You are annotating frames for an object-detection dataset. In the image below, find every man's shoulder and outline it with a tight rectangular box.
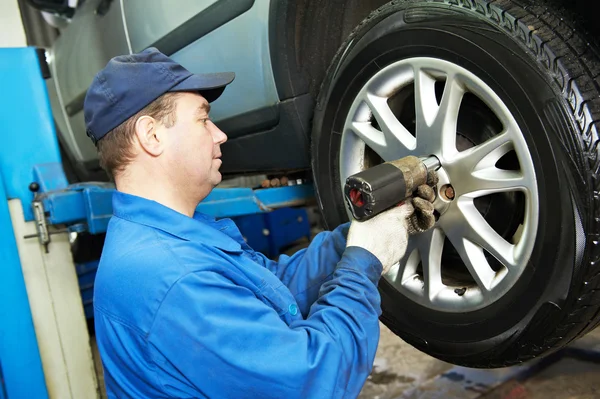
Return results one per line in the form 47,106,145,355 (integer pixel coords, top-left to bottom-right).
94,216,227,333
100,215,224,265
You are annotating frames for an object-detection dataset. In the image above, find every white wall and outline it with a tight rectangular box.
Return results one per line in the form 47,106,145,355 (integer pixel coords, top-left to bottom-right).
0,0,27,47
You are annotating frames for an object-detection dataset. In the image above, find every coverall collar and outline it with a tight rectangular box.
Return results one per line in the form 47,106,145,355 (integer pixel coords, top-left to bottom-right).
111,190,242,253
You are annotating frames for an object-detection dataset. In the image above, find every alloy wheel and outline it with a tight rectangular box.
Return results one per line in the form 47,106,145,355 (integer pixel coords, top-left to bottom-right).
340,58,539,312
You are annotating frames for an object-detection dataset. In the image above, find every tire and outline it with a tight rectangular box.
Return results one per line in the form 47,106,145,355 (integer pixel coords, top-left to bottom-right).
311,0,600,367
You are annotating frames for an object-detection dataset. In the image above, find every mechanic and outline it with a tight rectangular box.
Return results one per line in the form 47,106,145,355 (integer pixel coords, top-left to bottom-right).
85,47,436,399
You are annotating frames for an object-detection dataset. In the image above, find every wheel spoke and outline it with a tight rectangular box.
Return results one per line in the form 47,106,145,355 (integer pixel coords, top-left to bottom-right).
454,238,496,291
436,74,466,157
440,202,515,290
385,235,419,283
462,168,525,197
350,122,397,161
414,69,439,133
415,70,466,157
457,199,516,268
454,132,513,172
417,228,445,300
365,93,417,153
449,131,526,196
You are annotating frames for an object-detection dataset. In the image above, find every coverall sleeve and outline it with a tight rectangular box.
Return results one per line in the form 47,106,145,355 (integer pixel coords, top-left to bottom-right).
148,247,382,399
252,222,351,317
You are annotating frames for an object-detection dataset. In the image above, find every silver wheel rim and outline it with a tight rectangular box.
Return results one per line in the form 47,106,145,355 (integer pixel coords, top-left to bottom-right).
339,57,539,312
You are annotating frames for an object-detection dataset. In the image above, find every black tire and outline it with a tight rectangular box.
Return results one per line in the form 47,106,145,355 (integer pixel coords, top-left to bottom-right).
311,0,600,367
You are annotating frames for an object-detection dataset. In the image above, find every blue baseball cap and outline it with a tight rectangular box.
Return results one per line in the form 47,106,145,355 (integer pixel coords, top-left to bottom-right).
83,47,235,144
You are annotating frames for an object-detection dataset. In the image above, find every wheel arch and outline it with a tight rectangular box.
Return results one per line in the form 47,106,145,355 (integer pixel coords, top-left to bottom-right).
268,0,391,102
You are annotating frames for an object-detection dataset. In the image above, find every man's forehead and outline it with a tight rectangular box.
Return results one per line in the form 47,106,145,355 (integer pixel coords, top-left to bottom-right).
178,91,210,109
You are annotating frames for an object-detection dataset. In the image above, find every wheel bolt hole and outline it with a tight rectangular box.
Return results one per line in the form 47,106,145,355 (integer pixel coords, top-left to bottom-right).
440,184,455,201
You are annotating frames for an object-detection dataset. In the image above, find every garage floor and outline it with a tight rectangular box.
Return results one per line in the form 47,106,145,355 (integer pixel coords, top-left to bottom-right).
91,321,600,398
357,323,600,399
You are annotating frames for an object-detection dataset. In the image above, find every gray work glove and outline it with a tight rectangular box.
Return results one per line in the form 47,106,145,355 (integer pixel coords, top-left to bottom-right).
404,169,439,234
346,181,437,274
404,184,436,235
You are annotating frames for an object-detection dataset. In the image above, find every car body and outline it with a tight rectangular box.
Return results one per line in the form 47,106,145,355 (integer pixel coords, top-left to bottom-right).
38,0,399,181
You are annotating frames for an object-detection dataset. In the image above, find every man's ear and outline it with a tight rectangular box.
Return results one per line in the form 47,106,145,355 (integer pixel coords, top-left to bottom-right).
134,116,164,157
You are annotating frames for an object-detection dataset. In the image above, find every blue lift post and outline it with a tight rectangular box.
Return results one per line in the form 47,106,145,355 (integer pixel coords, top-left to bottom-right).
0,48,55,399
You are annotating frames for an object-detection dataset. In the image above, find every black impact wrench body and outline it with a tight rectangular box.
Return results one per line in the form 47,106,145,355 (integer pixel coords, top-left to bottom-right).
344,156,441,221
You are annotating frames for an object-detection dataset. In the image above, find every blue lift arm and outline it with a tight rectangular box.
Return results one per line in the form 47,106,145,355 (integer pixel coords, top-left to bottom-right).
31,167,315,240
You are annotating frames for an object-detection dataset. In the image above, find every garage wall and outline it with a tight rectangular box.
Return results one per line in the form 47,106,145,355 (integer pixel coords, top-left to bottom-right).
0,0,26,47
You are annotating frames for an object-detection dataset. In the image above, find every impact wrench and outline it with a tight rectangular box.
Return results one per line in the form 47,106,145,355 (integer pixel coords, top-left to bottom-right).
344,155,441,222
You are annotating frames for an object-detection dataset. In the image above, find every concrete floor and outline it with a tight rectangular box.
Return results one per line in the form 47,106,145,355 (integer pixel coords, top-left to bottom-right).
357,322,453,398
358,323,600,399
91,321,600,399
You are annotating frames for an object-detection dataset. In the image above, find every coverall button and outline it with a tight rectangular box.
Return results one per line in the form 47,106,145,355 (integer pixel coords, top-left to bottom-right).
288,304,298,316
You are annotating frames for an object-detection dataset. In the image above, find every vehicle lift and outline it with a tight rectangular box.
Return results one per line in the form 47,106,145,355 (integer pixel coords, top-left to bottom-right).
0,47,314,399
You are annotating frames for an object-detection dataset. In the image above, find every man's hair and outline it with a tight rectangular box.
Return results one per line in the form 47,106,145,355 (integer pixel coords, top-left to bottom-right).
97,92,182,179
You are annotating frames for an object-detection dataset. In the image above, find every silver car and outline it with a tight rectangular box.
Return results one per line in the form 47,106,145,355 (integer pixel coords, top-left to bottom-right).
28,0,600,368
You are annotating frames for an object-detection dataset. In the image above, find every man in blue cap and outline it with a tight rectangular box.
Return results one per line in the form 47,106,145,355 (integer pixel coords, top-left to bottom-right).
85,47,436,398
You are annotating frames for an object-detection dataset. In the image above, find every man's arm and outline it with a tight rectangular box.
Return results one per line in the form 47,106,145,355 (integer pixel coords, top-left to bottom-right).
249,222,351,317
148,247,382,399
252,182,438,316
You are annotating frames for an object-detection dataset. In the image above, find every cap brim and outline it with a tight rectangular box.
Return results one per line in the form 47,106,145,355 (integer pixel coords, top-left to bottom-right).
169,72,235,102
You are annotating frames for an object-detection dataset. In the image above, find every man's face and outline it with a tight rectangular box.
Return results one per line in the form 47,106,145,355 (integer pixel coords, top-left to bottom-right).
163,92,227,193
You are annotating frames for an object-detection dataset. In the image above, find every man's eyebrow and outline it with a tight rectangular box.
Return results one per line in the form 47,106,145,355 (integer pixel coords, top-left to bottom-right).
196,102,211,116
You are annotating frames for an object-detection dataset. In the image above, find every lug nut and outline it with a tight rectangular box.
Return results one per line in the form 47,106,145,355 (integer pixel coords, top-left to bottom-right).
440,184,455,201
445,186,455,200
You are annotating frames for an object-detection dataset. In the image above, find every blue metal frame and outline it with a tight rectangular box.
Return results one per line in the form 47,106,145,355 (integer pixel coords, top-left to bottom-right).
198,185,314,218
0,48,63,222
0,178,48,399
38,181,315,235
0,47,54,399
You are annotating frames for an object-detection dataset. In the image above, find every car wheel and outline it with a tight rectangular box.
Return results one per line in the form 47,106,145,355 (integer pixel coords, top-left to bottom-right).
311,0,600,367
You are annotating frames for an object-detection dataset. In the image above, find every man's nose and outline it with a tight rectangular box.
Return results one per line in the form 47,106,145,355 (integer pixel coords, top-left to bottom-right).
212,123,227,145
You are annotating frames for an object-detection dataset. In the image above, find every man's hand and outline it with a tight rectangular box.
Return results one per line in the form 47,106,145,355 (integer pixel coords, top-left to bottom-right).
346,183,437,274
404,184,436,235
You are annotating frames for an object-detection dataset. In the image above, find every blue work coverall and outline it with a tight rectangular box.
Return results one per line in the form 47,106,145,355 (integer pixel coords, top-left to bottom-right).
94,191,384,398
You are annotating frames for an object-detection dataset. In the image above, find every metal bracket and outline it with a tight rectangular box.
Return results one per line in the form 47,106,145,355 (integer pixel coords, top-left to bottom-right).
30,201,49,250
23,200,69,253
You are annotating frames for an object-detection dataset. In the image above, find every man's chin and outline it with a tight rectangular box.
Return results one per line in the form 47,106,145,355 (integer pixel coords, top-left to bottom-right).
211,171,222,186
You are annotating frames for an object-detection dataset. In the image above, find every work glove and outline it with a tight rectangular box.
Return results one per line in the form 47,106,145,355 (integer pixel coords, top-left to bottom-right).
404,184,436,235
346,179,437,274
404,169,439,234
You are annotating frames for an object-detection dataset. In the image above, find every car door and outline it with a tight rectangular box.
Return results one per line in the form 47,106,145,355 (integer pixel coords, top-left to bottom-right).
47,0,130,169
121,0,279,137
